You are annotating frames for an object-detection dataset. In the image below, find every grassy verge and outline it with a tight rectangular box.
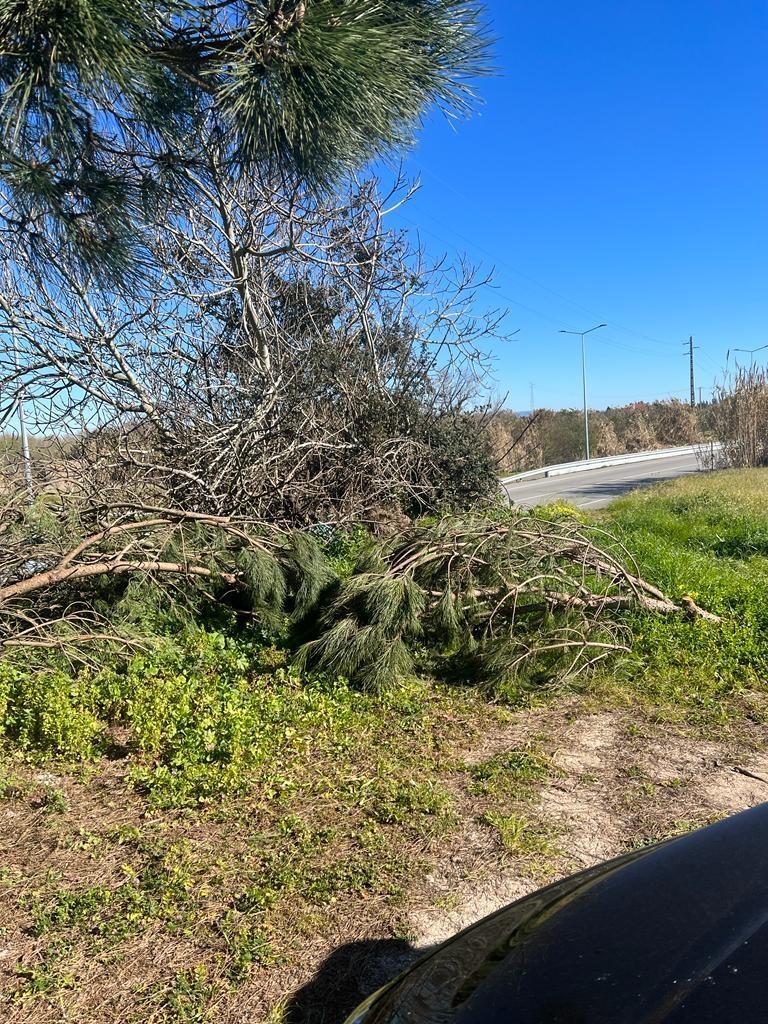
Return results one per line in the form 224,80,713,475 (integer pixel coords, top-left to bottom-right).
1,470,767,1021
588,468,768,730
0,632,506,1021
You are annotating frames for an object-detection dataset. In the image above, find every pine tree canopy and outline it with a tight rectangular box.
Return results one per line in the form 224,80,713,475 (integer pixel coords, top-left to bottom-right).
0,1,490,274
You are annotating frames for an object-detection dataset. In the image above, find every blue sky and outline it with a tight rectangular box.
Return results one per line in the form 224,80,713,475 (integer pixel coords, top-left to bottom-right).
384,1,768,411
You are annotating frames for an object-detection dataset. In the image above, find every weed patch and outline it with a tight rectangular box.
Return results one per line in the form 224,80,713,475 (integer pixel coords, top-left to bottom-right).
482,811,558,861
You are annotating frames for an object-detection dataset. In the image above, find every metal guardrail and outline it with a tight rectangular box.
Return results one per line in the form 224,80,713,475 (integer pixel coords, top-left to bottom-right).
500,443,723,486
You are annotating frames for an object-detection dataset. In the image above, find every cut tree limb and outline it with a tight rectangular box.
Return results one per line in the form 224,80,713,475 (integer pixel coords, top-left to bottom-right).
0,560,236,604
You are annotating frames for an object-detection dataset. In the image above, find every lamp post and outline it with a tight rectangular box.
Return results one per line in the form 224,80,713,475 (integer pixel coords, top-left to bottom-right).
732,344,768,366
558,324,607,461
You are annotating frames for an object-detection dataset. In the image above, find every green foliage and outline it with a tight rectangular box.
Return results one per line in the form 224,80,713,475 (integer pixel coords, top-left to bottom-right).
321,525,374,579
532,499,588,524
300,510,640,691
0,0,490,271
224,0,491,180
298,571,425,691
118,633,355,804
408,412,501,515
482,811,556,858
0,661,102,758
147,967,219,1024
468,747,551,798
30,838,198,941
236,548,288,629
13,954,76,1002
39,784,70,814
281,531,336,617
364,777,455,833
8,476,766,784
595,472,768,725
0,628,445,805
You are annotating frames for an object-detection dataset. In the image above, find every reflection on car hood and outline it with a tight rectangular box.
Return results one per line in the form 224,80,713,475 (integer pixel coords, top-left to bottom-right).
350,803,768,1023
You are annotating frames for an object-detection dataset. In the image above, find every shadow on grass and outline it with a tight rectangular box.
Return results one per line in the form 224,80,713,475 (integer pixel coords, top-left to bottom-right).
285,937,417,1024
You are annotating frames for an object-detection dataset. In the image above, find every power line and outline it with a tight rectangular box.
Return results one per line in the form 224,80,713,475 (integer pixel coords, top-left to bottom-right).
402,217,581,331
405,217,683,359
410,165,679,351
394,179,734,404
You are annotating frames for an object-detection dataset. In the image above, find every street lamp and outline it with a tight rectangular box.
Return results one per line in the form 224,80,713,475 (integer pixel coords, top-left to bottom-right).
558,323,607,461
731,344,768,366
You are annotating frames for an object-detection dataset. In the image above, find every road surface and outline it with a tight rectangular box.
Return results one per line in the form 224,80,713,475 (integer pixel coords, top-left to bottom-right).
503,450,704,510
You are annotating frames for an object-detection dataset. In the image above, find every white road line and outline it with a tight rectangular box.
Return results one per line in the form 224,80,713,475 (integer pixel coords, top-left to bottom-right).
509,490,555,502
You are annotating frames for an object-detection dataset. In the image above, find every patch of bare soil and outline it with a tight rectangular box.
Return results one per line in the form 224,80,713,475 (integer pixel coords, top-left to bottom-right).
1,703,766,1024
407,706,768,952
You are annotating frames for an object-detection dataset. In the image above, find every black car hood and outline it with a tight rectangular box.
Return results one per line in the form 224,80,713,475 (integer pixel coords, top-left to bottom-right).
351,802,768,1023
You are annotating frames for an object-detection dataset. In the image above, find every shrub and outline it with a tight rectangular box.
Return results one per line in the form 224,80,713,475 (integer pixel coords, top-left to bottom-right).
0,662,102,759
0,629,425,805
409,413,500,514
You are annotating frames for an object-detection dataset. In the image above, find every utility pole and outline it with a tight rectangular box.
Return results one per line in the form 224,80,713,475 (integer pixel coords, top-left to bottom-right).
529,382,535,412
11,328,34,503
687,335,696,407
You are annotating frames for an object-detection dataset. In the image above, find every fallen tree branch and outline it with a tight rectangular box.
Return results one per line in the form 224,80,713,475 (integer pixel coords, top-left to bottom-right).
1,560,236,604
0,504,723,684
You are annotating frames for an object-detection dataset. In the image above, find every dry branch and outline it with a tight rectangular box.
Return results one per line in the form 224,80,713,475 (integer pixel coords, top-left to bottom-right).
0,170,501,524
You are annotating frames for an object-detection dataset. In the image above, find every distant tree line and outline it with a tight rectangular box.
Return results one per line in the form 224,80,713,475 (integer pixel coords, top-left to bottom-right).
489,399,718,473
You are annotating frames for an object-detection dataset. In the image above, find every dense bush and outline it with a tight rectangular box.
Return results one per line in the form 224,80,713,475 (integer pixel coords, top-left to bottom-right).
407,413,499,515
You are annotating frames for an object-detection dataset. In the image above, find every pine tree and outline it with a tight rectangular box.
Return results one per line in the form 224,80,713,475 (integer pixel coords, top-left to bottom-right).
0,1,490,274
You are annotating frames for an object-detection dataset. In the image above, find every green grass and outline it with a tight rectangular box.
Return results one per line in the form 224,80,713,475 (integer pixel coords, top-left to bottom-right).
481,811,558,862
592,469,768,727
467,746,552,799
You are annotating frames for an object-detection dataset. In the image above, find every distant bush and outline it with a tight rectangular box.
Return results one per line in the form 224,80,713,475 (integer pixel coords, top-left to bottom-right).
711,365,768,468
491,399,714,473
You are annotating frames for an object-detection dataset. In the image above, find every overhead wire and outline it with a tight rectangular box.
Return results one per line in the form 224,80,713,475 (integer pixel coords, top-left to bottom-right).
391,167,729,407
411,164,680,350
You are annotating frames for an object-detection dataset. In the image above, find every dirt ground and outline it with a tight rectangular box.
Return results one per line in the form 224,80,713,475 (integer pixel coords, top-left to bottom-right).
2,701,767,1023
411,707,768,948
344,704,768,1020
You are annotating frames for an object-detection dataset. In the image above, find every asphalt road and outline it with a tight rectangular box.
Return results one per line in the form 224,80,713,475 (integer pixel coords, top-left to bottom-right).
503,451,704,510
